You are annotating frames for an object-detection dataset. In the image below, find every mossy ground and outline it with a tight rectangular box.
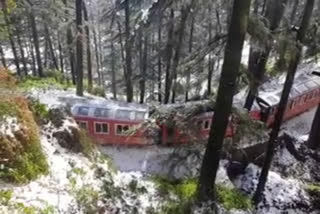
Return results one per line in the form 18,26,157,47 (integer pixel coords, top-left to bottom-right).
154,177,252,213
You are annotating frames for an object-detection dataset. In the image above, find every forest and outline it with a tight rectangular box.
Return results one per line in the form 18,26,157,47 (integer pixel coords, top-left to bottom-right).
1,0,320,213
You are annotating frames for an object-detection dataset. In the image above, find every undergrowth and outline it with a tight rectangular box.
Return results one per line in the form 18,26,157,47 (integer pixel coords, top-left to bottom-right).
0,97,48,183
154,177,252,213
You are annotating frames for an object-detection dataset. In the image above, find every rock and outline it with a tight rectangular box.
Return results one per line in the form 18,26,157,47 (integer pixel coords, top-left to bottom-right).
48,108,70,128
52,127,83,153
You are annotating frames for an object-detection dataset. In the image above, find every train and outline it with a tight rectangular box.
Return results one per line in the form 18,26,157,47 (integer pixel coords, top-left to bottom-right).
71,70,320,146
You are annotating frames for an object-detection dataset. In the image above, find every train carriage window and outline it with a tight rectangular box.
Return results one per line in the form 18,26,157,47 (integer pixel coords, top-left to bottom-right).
78,107,90,116
204,120,211,130
135,112,145,120
116,124,130,135
116,110,131,120
94,108,111,118
95,122,109,134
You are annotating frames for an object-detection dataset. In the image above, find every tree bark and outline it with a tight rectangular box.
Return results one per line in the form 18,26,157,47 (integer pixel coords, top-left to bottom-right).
198,0,251,202
171,3,194,103
253,0,315,205
27,34,36,76
185,15,195,102
83,1,93,92
308,104,320,149
63,0,76,84
124,0,134,102
29,11,43,77
164,9,175,104
290,0,299,24
15,28,28,76
158,18,162,103
1,0,21,76
93,27,101,86
75,0,84,96
0,44,7,68
244,0,288,110
44,26,59,70
57,32,65,75
207,12,213,97
140,35,148,104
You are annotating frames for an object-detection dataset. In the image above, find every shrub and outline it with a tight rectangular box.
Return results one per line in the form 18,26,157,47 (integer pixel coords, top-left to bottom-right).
0,97,49,183
154,177,196,214
18,75,72,90
216,184,253,211
28,99,49,123
0,190,13,205
0,69,17,89
74,185,99,214
91,86,106,97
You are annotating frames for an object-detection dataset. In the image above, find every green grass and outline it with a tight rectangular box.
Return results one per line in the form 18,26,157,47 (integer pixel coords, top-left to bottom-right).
28,99,49,122
18,76,73,91
0,190,13,206
305,184,320,192
216,184,253,211
154,177,252,213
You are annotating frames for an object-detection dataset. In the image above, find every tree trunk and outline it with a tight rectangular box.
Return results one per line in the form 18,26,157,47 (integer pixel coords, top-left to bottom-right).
290,0,299,24
75,0,84,96
67,28,76,84
0,44,7,68
45,26,59,70
27,35,37,76
198,0,251,202
111,39,117,100
1,0,21,76
29,11,43,77
244,0,288,110
140,35,148,104
164,9,175,104
185,15,195,102
93,27,101,86
15,28,28,76
171,3,193,103
308,104,320,149
253,0,315,205
57,32,65,75
63,0,76,84
158,18,162,103
207,13,213,97
83,1,93,92
124,0,134,102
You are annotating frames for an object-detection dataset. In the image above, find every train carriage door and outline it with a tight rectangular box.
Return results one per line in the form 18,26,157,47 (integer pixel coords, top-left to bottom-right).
256,97,271,123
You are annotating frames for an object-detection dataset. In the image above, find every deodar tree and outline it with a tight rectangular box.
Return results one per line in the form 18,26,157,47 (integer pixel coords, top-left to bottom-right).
253,0,315,205
75,0,83,96
197,0,251,202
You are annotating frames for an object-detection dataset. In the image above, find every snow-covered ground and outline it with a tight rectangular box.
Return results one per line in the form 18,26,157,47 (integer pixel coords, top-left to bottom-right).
14,70,320,213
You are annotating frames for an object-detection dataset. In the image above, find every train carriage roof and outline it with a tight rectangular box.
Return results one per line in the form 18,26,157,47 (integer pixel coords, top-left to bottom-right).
257,63,320,107
71,99,149,121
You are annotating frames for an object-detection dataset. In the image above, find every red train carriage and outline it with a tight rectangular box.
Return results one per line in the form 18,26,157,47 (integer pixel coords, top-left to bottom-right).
72,104,150,146
254,74,320,126
71,70,320,146
160,112,236,145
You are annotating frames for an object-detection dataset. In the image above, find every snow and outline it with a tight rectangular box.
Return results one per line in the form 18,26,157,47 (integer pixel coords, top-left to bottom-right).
234,164,313,214
0,114,165,213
